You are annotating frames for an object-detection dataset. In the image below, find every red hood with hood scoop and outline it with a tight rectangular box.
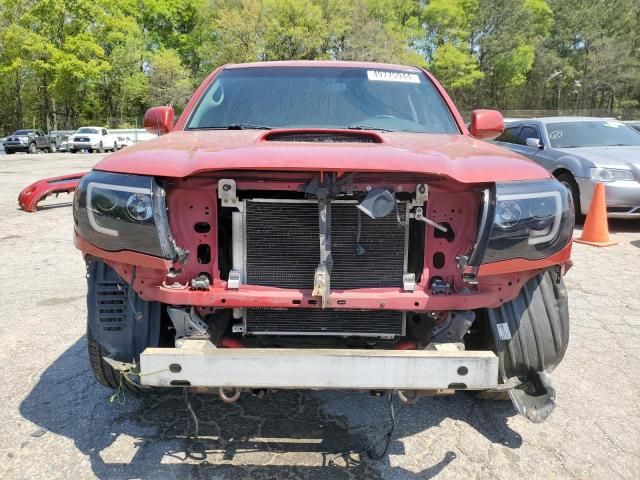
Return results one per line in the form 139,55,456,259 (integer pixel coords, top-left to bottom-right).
93,128,550,183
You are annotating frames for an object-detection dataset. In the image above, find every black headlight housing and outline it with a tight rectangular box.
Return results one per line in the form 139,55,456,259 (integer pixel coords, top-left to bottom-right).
74,171,177,260
474,179,574,264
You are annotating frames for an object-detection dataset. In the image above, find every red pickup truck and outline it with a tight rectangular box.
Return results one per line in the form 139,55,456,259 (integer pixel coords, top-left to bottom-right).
72,61,573,423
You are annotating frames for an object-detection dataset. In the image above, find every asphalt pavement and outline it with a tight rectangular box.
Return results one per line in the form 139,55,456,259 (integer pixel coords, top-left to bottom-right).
0,152,638,479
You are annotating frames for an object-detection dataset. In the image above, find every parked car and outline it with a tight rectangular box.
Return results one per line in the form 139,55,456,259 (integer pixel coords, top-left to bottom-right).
72,61,573,423
494,117,640,218
626,121,640,133
55,134,71,152
3,129,58,154
116,135,134,149
69,127,117,153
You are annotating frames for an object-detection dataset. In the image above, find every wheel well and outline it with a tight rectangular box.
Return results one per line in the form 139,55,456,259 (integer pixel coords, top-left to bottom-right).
552,167,572,179
552,168,579,191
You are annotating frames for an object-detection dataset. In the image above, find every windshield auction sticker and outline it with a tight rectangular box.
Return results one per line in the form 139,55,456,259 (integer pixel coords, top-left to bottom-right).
367,70,420,84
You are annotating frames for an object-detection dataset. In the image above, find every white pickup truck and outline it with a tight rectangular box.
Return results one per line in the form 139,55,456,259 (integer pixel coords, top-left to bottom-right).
70,127,118,153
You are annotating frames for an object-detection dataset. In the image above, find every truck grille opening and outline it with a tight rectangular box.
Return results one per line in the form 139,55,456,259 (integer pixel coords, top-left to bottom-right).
244,200,407,289
245,308,405,337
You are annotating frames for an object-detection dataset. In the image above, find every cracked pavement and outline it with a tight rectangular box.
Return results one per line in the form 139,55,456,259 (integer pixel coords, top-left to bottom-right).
0,153,639,479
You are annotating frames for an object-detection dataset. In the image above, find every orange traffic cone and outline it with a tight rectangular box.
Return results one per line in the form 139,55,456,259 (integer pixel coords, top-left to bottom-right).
574,182,617,247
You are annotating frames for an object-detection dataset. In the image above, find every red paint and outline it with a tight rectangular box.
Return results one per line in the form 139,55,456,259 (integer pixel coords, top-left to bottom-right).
469,109,505,139
144,106,174,135
74,233,174,270
477,244,572,276
94,130,548,182
394,341,418,350
18,172,86,212
219,337,245,348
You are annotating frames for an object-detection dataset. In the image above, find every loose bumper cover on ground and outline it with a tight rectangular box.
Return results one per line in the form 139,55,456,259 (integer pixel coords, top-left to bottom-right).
139,347,499,390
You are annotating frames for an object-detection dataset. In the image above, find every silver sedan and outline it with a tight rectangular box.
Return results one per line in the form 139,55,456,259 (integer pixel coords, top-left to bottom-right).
494,117,640,219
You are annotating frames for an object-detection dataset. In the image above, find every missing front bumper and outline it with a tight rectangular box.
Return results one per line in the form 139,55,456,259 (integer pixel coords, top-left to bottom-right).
139,347,499,390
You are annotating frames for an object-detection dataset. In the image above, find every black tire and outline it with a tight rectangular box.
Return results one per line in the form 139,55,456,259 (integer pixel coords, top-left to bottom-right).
86,258,162,393
87,325,148,393
556,172,583,222
70,148,77,154
477,271,569,399
5,149,14,155
113,141,117,151
88,148,93,153
28,142,37,154
97,141,104,153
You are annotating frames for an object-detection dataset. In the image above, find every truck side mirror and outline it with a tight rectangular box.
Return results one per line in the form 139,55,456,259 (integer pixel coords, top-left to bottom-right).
469,109,504,139
144,106,174,135
526,137,543,149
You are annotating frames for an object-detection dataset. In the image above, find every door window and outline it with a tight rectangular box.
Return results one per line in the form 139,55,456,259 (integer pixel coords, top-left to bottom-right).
495,126,521,144
518,126,542,146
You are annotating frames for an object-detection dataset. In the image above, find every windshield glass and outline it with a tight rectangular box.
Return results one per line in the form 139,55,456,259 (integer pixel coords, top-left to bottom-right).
77,128,98,134
546,121,640,148
187,66,459,134
14,130,33,135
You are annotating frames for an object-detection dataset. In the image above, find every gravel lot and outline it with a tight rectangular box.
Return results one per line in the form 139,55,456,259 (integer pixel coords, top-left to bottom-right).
0,152,638,480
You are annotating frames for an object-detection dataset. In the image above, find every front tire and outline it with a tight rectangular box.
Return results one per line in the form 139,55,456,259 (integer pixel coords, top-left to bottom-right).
556,172,583,221
70,148,76,154
97,142,104,153
5,149,14,155
87,326,148,393
49,143,57,153
28,143,37,154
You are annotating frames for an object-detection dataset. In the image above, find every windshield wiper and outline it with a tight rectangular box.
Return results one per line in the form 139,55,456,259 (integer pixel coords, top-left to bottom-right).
190,124,273,130
347,125,394,132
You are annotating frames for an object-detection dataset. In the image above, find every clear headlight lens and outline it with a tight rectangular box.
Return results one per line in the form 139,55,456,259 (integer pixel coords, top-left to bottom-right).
589,167,634,182
74,171,177,259
480,179,574,263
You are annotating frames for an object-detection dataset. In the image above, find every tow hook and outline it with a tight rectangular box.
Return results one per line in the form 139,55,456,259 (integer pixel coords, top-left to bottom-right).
218,387,242,403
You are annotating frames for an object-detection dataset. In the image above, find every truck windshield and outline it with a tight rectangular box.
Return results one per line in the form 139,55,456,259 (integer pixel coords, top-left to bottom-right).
187,66,459,134
547,121,640,148
77,128,99,134
14,130,33,135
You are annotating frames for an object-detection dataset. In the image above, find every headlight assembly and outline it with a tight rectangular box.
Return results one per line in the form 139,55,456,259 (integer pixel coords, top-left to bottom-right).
74,171,177,260
479,179,574,263
589,167,634,182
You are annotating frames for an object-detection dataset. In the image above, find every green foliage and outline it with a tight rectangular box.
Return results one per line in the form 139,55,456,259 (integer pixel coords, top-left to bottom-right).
0,0,638,134
148,49,194,108
430,43,484,91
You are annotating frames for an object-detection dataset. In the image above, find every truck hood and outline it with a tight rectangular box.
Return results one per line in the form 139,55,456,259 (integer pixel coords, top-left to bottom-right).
94,130,551,183
557,146,640,168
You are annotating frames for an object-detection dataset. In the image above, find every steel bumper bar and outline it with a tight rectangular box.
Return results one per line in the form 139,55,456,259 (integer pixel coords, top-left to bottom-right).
139,347,499,390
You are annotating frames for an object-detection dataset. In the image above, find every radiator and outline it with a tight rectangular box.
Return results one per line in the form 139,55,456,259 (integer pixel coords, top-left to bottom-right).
244,199,408,289
241,199,408,337
245,308,405,337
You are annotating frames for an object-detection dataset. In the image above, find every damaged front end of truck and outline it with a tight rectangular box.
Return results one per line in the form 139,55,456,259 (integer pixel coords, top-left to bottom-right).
73,62,574,423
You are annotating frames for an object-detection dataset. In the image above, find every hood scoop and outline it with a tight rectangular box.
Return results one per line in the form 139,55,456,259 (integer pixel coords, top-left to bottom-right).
263,130,382,144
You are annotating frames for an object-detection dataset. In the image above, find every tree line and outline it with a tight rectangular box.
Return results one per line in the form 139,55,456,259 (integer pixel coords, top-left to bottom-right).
1,0,638,134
